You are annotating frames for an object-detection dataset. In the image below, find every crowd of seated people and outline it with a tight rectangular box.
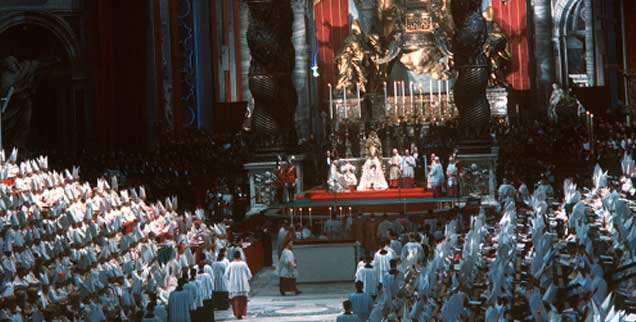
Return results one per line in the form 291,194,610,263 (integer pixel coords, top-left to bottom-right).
0,149,244,322
322,147,636,321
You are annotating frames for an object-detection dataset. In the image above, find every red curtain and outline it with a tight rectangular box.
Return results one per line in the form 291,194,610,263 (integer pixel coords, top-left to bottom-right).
491,0,531,90
314,0,350,107
88,0,149,150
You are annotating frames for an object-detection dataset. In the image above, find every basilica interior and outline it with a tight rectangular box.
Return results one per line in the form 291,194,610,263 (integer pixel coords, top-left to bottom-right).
0,0,636,321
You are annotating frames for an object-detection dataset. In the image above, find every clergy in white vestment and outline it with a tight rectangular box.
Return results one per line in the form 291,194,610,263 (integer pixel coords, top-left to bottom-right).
440,291,468,322
211,250,230,310
427,157,444,197
381,260,403,310
497,179,516,203
168,278,192,322
401,149,416,188
401,233,425,269
349,281,374,322
355,261,378,298
278,240,300,296
196,264,215,322
373,242,394,282
329,159,347,192
224,252,252,320
341,161,358,191
446,157,458,197
388,149,402,189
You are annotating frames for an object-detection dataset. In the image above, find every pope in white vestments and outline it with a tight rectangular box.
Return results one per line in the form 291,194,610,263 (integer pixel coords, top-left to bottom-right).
358,145,388,191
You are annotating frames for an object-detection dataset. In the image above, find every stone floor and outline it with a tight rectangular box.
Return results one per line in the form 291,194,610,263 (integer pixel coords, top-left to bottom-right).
215,256,352,321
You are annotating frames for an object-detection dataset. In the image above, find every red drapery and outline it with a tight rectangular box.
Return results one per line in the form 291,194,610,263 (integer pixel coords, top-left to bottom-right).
88,1,149,150
491,0,531,90
314,0,350,108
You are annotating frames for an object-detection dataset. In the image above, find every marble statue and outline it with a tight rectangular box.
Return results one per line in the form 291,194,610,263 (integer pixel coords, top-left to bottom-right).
1,56,58,149
548,83,564,123
358,130,388,191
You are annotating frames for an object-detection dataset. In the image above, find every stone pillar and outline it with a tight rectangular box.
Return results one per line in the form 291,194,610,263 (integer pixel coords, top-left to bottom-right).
531,0,555,110
240,1,252,109
603,0,620,109
292,0,310,140
584,0,595,86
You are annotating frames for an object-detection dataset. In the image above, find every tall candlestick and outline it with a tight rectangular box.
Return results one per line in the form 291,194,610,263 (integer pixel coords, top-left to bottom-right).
429,79,433,103
290,208,294,225
328,83,333,119
299,208,303,224
438,80,442,104
308,208,312,227
356,83,361,118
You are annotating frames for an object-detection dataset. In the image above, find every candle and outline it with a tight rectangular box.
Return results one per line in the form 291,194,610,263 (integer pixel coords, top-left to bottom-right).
401,81,406,112
299,208,303,224
290,208,294,225
339,206,343,222
438,80,442,104
383,81,388,112
590,113,594,146
343,86,347,119
445,80,450,103
348,206,352,216
418,83,423,116
429,79,433,104
356,83,362,118
308,207,312,227
409,81,414,115
328,83,333,119
394,81,398,107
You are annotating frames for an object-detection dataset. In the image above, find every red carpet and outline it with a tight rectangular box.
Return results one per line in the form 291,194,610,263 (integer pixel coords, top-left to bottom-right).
301,188,433,201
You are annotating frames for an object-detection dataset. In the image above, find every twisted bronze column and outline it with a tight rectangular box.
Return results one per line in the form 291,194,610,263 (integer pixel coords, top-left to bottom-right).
246,0,297,148
451,0,490,140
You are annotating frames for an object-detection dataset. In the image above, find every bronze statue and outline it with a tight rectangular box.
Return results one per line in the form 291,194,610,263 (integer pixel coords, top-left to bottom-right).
336,20,382,93
483,7,512,89
1,56,59,149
